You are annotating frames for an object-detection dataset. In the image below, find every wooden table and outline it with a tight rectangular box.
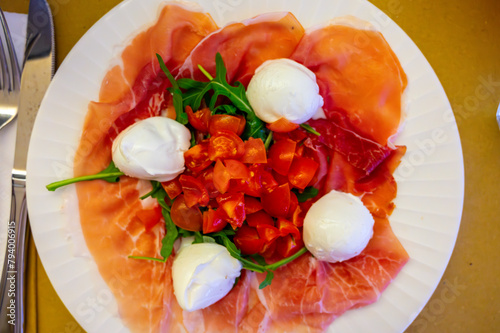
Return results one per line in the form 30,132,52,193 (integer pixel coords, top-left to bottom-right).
0,0,498,332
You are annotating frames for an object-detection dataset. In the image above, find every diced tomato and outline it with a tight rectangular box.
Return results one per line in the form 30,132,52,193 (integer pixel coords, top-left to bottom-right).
276,234,304,258
179,175,209,207
236,115,246,136
234,225,265,255
259,238,277,258
241,138,267,164
261,183,291,218
256,224,280,243
259,170,279,194
246,210,274,227
294,144,304,158
136,205,162,232
213,159,231,194
208,130,245,160
266,117,299,132
197,167,219,198
287,191,298,219
184,141,212,173
209,114,242,136
186,106,211,133
244,196,263,214
224,159,250,180
161,177,182,200
272,170,290,186
276,218,301,239
170,195,203,231
288,157,319,189
268,139,296,175
202,209,228,234
216,192,245,228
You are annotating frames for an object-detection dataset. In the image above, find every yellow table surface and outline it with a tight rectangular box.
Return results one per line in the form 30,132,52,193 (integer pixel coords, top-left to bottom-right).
0,0,499,332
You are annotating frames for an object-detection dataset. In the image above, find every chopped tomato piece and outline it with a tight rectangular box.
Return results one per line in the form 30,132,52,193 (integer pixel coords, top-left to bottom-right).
246,210,274,227
241,138,267,163
202,209,228,234
184,141,212,173
261,183,291,218
170,195,203,231
266,117,299,132
234,225,265,255
259,238,277,258
224,159,250,180
244,196,263,214
161,177,182,200
288,157,319,189
256,224,280,243
213,159,231,194
186,106,211,133
259,170,279,194
216,192,246,228
276,234,304,258
276,218,301,239
236,115,246,136
272,170,290,186
136,205,162,232
179,175,209,207
208,130,245,160
209,114,242,136
287,191,298,219
268,139,296,175
197,167,219,198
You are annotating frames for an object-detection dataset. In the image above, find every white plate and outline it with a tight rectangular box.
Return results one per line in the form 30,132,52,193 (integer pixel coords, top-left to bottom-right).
26,0,464,332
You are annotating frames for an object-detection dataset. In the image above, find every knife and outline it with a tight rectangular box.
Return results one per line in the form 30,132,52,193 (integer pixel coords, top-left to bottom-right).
0,0,54,332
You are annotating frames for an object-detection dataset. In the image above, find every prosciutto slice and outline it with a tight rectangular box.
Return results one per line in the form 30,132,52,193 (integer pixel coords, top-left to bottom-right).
72,6,409,333
177,12,305,86
292,22,407,145
73,4,218,332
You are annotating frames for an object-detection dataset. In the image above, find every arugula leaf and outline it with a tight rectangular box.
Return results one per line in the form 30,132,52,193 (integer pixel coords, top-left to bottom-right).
264,131,273,150
300,123,321,136
213,104,237,115
156,54,188,125
160,206,179,259
259,271,274,289
293,187,319,203
46,160,124,191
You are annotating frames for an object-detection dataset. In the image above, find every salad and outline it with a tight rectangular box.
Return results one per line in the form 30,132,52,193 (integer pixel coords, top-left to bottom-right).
47,3,409,332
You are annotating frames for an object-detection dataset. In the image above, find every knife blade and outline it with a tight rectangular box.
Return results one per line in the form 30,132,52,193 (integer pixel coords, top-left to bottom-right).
0,0,54,332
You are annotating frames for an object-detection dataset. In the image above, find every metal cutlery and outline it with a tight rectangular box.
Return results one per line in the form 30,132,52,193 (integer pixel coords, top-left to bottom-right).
0,1,55,332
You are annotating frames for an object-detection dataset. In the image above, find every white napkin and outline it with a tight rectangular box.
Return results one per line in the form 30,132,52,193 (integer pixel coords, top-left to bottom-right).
0,12,27,269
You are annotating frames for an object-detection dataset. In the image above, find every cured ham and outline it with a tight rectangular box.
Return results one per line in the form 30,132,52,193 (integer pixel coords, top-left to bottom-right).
71,5,409,333
292,22,407,146
177,12,305,86
73,4,217,332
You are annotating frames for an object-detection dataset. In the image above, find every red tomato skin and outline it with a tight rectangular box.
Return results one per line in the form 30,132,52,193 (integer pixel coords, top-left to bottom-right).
234,225,265,255
266,117,299,132
161,177,182,200
208,130,245,160
288,157,319,189
244,196,263,214
184,141,212,173
276,234,304,258
209,114,242,136
170,195,203,231
256,224,281,243
216,192,246,229
179,175,210,207
197,167,219,199
202,209,228,234
261,183,291,218
246,210,274,227
276,218,301,240
241,138,267,164
213,159,231,194
268,139,296,175
224,159,250,180
186,106,211,133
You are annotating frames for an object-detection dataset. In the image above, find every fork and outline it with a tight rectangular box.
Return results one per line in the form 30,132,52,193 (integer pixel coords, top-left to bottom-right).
0,8,21,132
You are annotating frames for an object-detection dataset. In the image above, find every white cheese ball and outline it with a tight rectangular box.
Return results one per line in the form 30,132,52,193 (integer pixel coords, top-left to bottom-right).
172,242,242,312
303,190,374,263
112,117,191,182
246,58,324,124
